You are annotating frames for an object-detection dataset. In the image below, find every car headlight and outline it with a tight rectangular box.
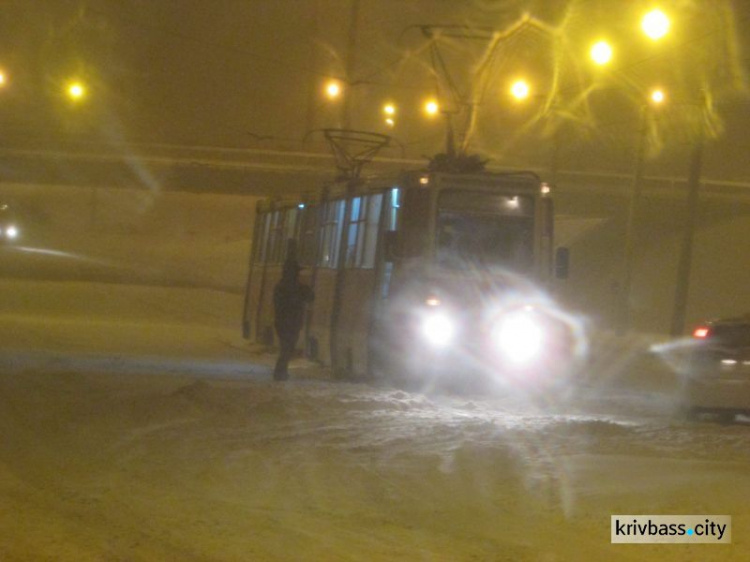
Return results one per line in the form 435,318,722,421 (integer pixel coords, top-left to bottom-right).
493,309,545,364
421,313,454,347
6,225,18,239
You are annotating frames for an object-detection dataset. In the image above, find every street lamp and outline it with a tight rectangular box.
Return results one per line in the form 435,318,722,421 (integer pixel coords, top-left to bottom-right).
0,71,6,88
424,99,440,117
650,89,666,104
324,80,342,100
590,40,613,66
66,80,86,101
382,102,396,127
642,9,670,41
510,79,531,101
617,88,666,334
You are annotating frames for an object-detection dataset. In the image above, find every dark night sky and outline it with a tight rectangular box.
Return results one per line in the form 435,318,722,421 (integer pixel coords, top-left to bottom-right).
1,0,748,180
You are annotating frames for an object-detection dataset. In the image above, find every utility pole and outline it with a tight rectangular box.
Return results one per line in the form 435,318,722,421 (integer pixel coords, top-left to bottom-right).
342,0,360,131
617,104,649,335
304,0,358,143
415,20,533,159
549,123,562,186
670,134,704,336
304,0,320,145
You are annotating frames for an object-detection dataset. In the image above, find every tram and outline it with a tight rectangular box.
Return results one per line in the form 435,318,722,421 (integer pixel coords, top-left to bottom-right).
242,146,579,388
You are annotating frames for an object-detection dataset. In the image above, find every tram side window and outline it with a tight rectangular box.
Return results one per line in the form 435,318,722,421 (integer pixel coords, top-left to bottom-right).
401,188,431,257
254,212,270,264
343,194,384,269
271,209,296,264
263,211,278,264
267,211,286,264
285,208,298,243
345,197,365,268
379,189,400,298
298,206,317,267
283,208,299,260
317,200,345,268
387,188,400,231
360,193,383,268
253,208,301,265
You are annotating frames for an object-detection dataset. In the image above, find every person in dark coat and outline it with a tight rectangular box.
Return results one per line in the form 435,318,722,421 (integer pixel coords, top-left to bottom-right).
273,259,314,381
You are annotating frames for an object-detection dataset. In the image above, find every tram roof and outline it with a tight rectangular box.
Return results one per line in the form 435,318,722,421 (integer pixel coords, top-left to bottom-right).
257,168,544,212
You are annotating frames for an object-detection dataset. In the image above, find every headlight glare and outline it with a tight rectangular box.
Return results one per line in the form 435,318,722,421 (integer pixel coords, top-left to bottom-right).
494,310,545,364
421,313,454,346
6,225,18,239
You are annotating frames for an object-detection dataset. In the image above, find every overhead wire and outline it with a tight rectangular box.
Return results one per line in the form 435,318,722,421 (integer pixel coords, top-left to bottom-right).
90,0,431,95
82,1,749,105
90,0,343,82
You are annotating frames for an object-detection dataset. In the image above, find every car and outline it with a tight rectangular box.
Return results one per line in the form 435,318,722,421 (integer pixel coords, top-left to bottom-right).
0,203,21,245
683,314,750,422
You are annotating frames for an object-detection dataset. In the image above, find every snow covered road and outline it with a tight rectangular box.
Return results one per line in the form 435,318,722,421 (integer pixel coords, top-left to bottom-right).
1,278,750,560
2,366,750,561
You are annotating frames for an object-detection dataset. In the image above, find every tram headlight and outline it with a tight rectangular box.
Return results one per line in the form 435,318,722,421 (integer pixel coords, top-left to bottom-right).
6,225,18,239
421,313,454,347
493,309,545,364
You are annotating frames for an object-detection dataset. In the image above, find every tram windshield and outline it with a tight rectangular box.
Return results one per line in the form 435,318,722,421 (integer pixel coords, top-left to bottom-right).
436,190,534,272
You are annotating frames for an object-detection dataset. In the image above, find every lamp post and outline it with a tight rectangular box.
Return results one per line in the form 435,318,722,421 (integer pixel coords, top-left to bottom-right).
617,90,665,334
617,104,648,334
342,0,360,131
670,94,707,336
614,8,671,334
670,134,704,336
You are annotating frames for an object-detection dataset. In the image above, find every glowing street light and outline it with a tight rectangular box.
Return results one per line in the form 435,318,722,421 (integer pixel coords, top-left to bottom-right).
66,80,86,101
650,88,666,104
0,71,6,87
325,80,342,100
382,103,396,127
590,40,613,66
642,9,670,41
424,99,440,116
510,79,531,101
619,89,667,333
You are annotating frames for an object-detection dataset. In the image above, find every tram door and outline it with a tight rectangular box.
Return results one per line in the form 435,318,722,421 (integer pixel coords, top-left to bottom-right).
330,193,385,378
367,188,403,377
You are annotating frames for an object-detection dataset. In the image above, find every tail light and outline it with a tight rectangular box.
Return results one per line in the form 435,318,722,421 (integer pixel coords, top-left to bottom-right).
693,326,710,339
